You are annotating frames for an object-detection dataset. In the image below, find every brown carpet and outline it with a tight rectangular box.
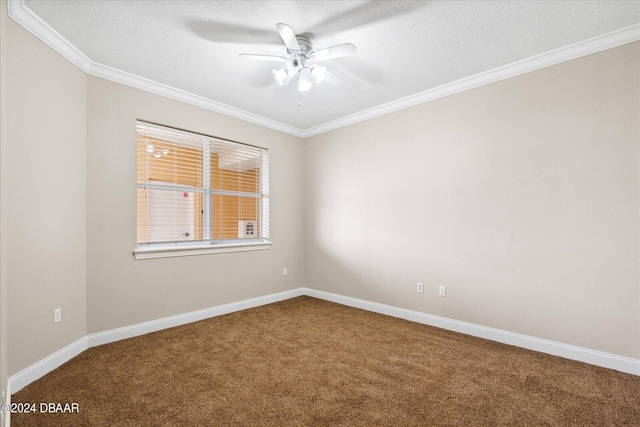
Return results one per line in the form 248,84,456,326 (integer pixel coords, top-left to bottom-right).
11,296,640,426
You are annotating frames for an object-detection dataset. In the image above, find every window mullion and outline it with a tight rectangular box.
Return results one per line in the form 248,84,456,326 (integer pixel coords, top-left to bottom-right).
203,140,211,240
261,150,269,239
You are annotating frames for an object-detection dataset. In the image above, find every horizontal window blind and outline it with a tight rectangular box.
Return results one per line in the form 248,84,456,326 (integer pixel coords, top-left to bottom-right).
137,121,269,247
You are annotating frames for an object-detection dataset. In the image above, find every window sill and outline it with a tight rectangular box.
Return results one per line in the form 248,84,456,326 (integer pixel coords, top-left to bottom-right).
133,240,272,260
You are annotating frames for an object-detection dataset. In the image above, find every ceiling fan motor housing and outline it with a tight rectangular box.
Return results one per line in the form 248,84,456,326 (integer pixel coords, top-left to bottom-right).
290,36,315,74
289,36,312,70
295,36,313,54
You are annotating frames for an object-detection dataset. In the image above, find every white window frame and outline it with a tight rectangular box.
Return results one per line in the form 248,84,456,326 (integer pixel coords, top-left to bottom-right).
134,121,271,260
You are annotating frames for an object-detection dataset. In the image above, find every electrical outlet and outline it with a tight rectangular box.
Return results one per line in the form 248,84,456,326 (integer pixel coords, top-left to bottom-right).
417,282,424,293
439,286,446,297
54,308,61,323
283,267,288,276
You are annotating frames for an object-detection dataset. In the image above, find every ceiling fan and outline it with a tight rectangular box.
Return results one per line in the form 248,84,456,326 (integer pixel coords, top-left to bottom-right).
240,23,356,93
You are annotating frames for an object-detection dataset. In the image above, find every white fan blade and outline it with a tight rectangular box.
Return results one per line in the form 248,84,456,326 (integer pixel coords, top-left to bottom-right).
310,43,356,62
282,70,297,86
323,69,341,85
239,54,287,63
276,23,301,52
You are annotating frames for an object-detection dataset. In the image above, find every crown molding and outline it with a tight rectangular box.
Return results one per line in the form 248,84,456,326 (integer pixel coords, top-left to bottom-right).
8,0,640,139
7,0,306,138
303,23,640,138
88,61,307,138
7,0,91,71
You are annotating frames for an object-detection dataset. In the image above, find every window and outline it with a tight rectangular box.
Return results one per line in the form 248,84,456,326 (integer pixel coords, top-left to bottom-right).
134,121,270,259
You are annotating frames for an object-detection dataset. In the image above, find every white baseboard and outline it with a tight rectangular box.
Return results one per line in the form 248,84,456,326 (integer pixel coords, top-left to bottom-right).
87,288,304,347
9,288,304,393
9,336,88,394
8,286,639,396
303,288,640,376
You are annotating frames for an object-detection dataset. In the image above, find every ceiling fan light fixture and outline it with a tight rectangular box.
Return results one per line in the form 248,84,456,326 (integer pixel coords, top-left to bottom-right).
311,65,326,83
298,76,312,92
273,68,288,85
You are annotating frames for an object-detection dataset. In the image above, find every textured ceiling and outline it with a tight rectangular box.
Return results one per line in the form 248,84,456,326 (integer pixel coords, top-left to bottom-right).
21,1,640,133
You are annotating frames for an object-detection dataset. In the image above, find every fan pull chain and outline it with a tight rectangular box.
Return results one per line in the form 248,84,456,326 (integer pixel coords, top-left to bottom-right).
298,91,302,107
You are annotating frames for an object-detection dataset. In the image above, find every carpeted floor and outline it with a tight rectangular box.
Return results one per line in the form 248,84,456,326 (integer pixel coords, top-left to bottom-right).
10,296,640,426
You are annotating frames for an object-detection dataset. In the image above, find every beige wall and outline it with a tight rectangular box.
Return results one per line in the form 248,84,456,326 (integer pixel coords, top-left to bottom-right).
304,42,640,359
5,15,87,374
87,77,304,334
